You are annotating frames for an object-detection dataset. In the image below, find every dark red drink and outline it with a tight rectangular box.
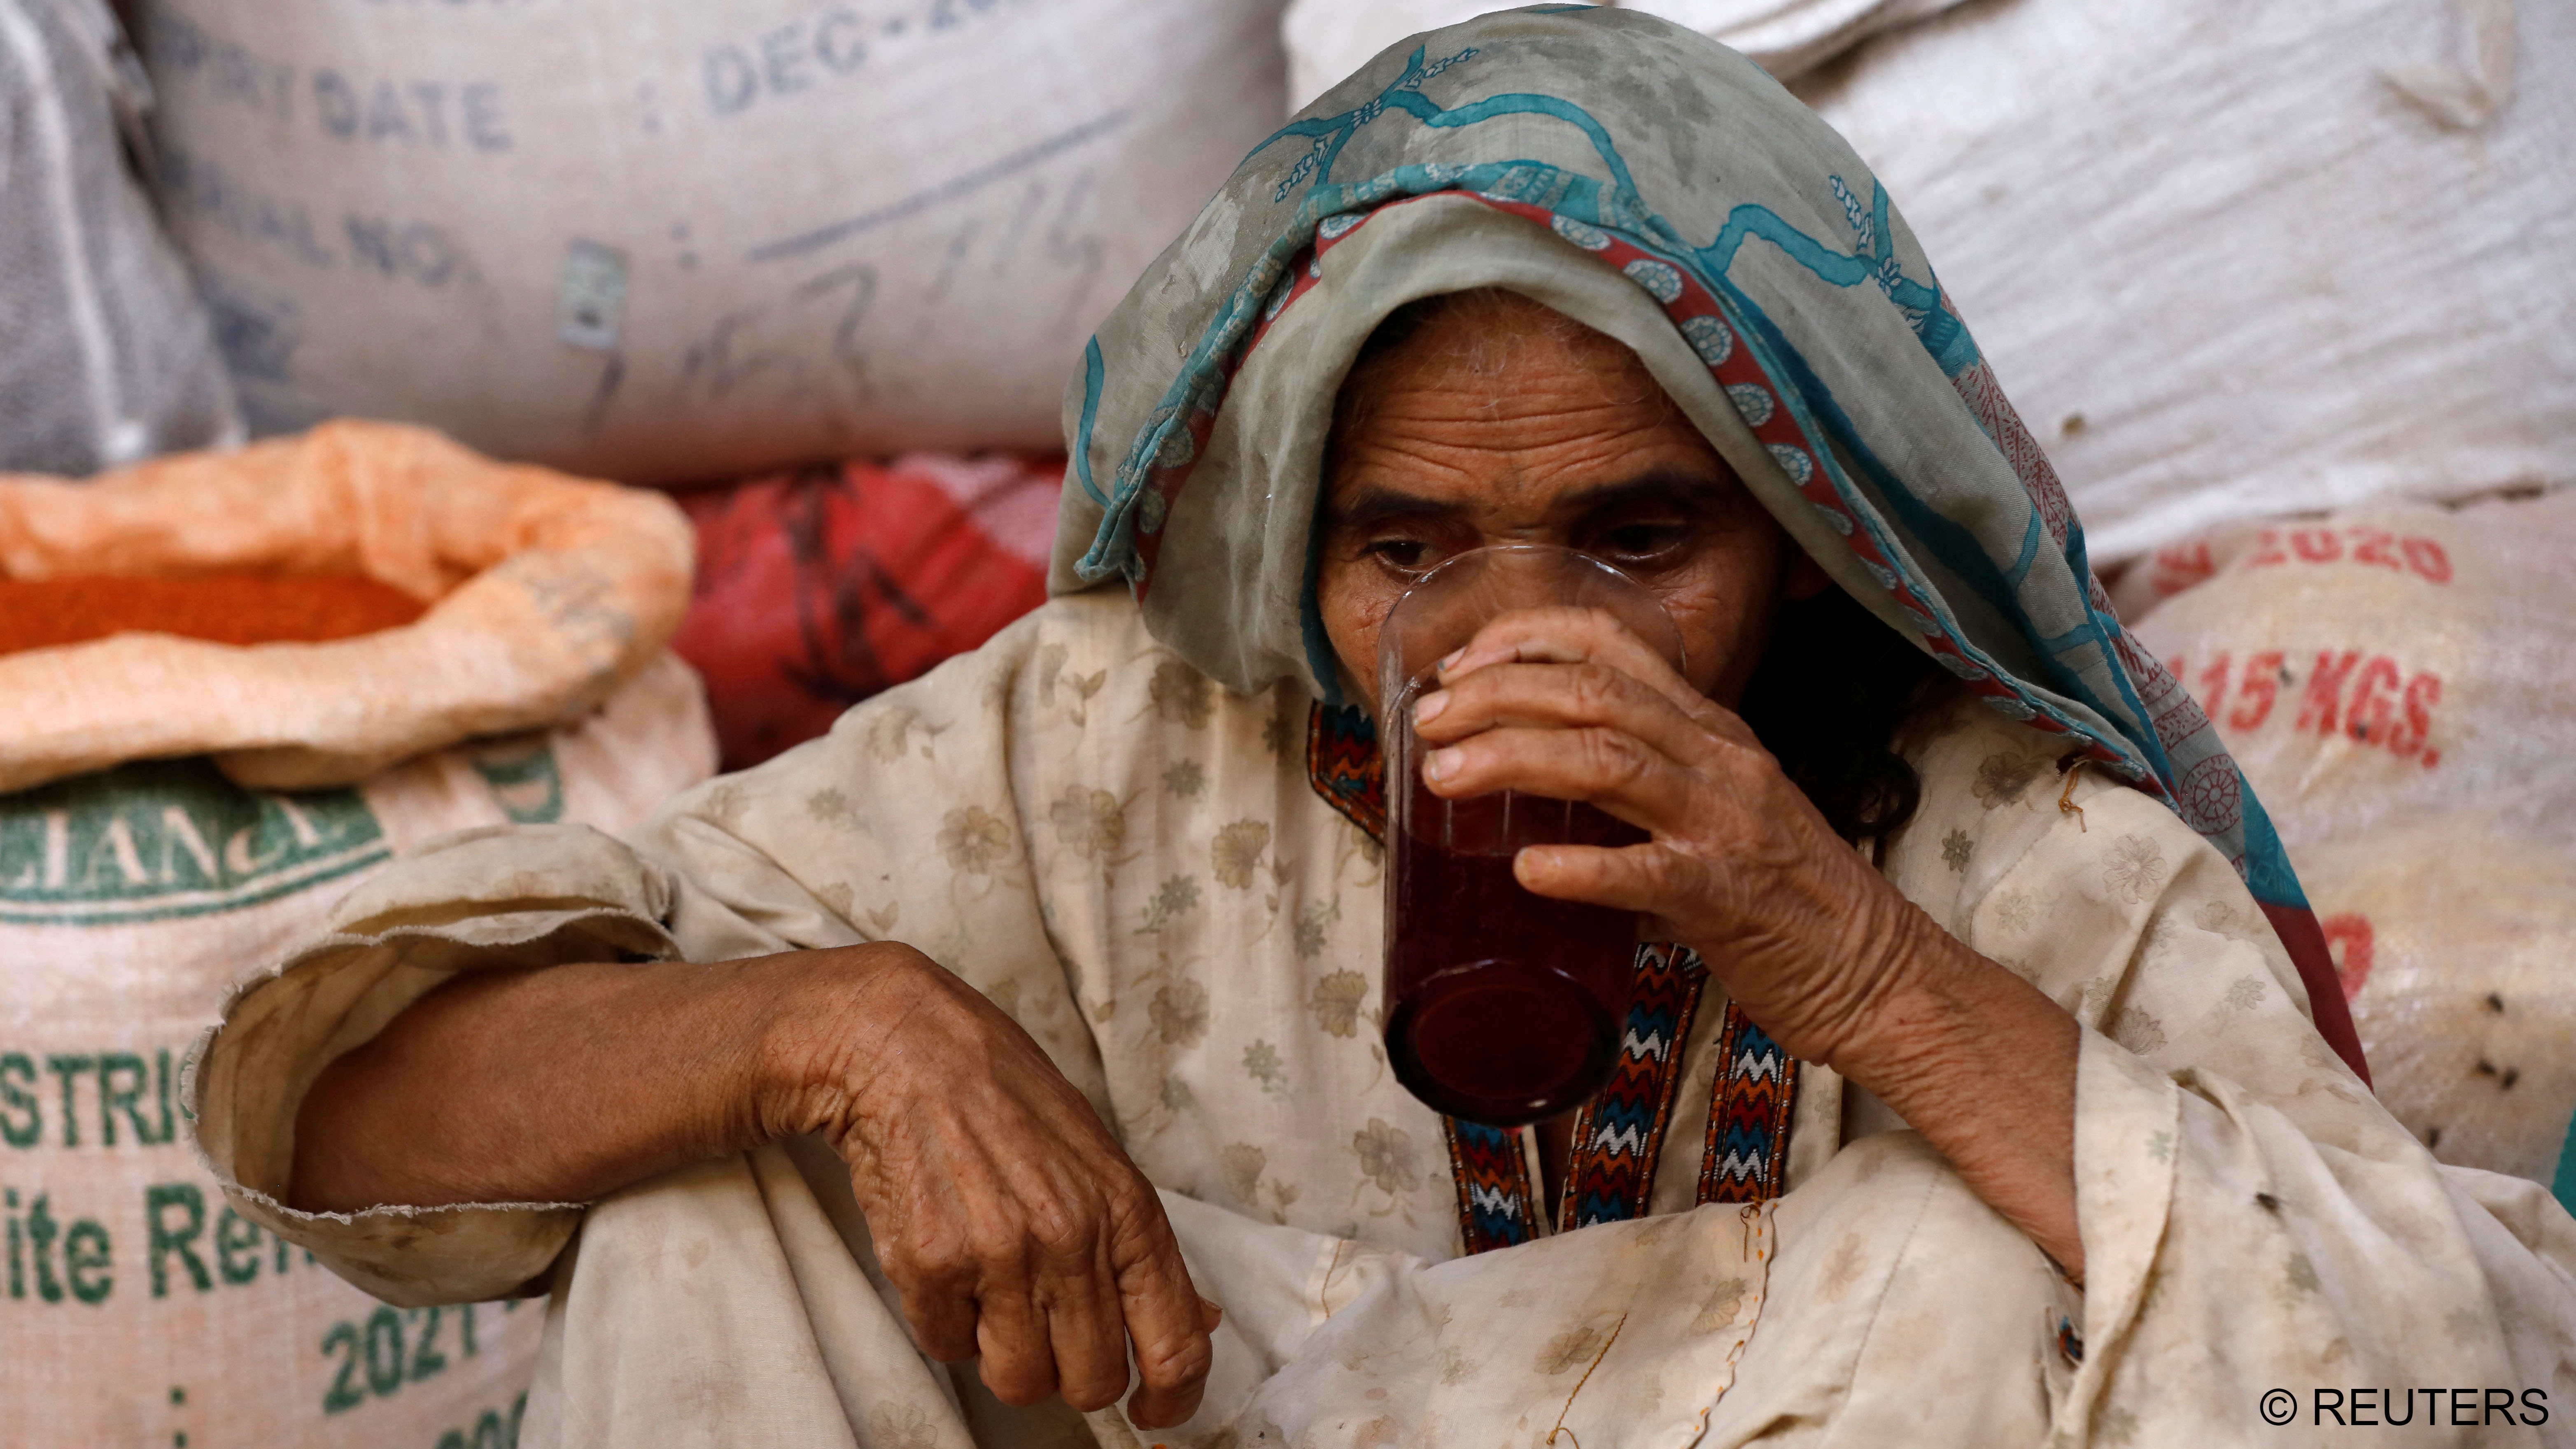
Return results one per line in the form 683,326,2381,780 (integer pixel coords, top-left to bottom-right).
1383,764,1644,1126
1372,545,1679,1127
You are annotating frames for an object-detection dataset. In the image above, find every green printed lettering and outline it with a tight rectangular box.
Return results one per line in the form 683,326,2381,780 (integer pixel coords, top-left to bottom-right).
215,1207,262,1285
221,821,283,878
0,1055,37,1147
27,1193,61,1302
364,1304,405,1395
435,1401,519,1449
0,760,386,923
45,1055,93,1147
145,1183,211,1297
459,1300,478,1357
319,1321,365,1414
98,1053,153,1146
469,745,564,825
80,816,149,890
157,806,221,885
156,1048,176,1143
7,1187,22,1299
409,1305,450,1382
65,1218,110,1304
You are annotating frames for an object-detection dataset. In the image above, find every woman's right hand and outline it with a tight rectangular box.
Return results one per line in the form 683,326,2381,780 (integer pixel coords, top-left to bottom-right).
765,943,1219,1429
292,941,1216,1430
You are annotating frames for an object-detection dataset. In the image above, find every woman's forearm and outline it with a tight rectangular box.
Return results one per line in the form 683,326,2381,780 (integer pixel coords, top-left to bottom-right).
286,947,895,1214
1833,917,2086,1279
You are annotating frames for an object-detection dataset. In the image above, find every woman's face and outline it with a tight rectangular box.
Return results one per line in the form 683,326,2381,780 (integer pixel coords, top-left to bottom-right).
1316,292,1825,718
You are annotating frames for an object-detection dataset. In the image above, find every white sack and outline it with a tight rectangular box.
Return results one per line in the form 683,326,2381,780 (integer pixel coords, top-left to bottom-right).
1795,0,2576,559
0,656,716,1449
0,0,238,475
136,0,1288,482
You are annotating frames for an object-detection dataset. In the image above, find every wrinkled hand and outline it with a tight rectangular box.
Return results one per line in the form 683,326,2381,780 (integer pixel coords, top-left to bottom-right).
1408,605,1941,1071
771,944,1219,1429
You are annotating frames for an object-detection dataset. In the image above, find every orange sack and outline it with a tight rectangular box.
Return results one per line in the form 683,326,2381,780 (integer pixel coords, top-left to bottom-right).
0,420,696,792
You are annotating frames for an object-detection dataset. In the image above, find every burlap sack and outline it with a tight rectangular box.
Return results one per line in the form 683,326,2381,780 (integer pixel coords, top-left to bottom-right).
2124,489,2576,860
0,419,697,792
2297,821,2576,1186
0,425,717,1447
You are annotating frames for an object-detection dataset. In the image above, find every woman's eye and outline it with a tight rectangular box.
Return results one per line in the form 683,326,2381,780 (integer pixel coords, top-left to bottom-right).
1598,523,1690,560
1364,538,1432,571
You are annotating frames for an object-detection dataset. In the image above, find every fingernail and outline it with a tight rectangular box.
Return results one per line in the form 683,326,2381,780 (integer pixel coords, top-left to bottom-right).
1414,690,1449,724
1439,646,1467,673
1426,747,1462,782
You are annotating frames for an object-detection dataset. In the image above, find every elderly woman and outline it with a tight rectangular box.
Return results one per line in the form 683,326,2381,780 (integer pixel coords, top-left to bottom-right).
196,9,2573,1447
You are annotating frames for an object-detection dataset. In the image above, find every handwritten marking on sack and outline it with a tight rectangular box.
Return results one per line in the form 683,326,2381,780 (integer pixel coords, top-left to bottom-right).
2167,650,2445,769
159,143,475,292
146,7,512,151
673,166,1107,422
699,0,1023,121
0,759,387,925
747,114,1127,264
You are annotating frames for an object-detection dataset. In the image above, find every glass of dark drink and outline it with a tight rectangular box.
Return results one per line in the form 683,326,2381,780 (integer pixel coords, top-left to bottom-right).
1378,545,1685,1127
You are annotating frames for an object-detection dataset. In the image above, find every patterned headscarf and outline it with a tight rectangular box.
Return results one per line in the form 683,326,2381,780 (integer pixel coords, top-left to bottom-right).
1045,5,2369,1080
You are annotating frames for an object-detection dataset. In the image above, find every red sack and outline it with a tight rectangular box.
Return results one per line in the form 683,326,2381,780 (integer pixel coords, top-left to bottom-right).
671,454,1061,771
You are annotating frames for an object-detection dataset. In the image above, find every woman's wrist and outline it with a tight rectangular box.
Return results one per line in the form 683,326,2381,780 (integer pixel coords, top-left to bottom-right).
1823,911,2087,1274
745,940,942,1147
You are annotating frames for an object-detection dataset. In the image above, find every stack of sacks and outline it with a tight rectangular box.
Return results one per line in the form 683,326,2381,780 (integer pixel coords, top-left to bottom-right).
0,422,717,1449
2124,489,2576,1188
670,452,1063,771
138,0,1290,482
1,0,238,474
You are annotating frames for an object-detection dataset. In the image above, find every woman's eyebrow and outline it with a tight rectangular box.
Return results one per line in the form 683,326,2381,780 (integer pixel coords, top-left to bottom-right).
1323,486,1463,530
1560,469,1733,517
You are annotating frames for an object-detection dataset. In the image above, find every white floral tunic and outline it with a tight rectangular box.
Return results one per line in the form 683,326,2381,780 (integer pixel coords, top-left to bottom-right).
193,593,2576,1448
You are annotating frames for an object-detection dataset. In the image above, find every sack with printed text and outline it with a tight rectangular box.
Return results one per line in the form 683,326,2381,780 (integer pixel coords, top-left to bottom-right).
137,0,1289,482
2126,488,2576,1186
0,423,717,1447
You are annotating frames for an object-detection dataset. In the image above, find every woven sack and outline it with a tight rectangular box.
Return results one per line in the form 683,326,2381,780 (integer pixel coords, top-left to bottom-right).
0,423,716,1447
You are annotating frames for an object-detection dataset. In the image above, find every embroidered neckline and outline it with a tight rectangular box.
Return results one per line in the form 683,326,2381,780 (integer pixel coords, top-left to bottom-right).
1304,700,1385,841
1702,1006,1801,1204
1561,945,1708,1232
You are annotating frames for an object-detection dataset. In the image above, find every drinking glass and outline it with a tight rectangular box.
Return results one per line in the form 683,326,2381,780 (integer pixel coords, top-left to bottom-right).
1378,545,1686,1126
